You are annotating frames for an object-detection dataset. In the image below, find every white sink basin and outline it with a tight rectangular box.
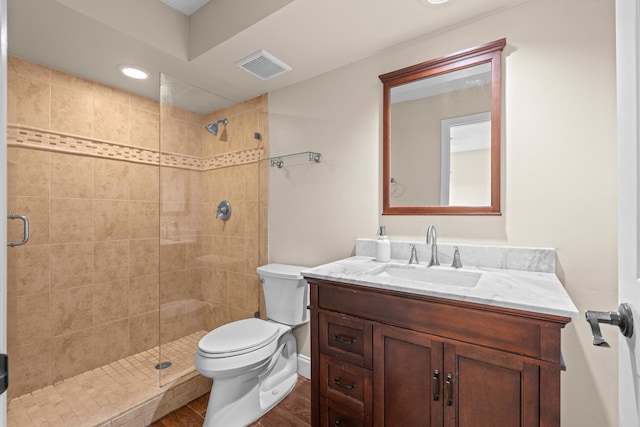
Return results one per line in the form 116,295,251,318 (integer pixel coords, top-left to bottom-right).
374,265,482,288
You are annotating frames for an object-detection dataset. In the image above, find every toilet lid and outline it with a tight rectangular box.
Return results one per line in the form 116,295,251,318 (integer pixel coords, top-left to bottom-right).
198,318,280,357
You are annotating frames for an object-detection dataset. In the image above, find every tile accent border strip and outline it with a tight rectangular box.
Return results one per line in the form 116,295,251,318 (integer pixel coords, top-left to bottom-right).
8,124,264,171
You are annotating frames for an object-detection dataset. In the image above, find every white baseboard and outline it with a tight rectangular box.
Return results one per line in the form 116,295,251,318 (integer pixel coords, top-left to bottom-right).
297,354,310,379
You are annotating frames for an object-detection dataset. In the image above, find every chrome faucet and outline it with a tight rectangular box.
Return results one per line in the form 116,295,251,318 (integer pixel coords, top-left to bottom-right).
451,246,463,269
409,244,419,264
426,225,439,266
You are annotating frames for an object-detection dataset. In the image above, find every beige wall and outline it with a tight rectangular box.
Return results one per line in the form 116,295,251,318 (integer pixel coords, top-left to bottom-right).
268,0,617,425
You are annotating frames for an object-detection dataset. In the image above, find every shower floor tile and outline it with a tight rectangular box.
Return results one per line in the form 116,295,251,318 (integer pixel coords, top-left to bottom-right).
7,331,209,427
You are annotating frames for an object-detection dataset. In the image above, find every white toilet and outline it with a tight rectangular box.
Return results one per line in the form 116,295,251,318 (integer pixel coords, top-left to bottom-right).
194,263,310,427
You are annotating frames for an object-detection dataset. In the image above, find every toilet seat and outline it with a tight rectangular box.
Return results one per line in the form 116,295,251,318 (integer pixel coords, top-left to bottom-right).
198,318,280,358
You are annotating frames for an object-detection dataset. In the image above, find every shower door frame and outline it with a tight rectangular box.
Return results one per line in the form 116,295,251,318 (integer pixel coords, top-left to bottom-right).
1,0,8,424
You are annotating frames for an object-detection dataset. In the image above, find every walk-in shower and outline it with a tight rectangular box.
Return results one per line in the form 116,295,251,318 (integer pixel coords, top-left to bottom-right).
205,118,228,135
5,58,268,426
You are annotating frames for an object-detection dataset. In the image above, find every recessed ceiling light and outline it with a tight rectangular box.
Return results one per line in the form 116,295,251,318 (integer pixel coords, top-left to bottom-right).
119,66,148,80
420,0,449,4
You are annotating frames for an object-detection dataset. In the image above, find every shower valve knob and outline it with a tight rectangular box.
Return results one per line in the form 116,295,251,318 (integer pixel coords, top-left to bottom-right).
215,200,232,221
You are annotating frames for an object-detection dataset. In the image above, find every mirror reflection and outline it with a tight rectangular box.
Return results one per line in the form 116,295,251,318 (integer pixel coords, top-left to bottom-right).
389,63,492,207
380,39,506,215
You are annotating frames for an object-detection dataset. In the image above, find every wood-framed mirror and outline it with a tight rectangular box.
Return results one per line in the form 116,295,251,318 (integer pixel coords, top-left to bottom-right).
379,38,506,215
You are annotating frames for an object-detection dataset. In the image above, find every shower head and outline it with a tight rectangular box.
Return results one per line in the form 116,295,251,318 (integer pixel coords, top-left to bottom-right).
205,118,228,136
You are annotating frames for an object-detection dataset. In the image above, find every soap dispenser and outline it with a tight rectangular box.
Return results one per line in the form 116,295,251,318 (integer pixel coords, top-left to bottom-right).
376,226,391,262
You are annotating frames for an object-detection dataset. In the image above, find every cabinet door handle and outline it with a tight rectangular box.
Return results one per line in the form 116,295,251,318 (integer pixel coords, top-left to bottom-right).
333,335,357,345
334,421,341,427
445,374,453,406
433,369,440,401
334,377,356,390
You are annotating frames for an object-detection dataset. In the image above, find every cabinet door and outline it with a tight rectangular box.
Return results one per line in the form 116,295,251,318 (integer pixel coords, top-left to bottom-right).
444,342,540,427
373,324,443,427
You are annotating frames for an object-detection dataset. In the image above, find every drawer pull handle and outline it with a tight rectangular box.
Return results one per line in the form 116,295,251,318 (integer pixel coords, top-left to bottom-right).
334,422,341,427
433,369,440,401
445,373,453,406
333,335,357,345
334,377,356,390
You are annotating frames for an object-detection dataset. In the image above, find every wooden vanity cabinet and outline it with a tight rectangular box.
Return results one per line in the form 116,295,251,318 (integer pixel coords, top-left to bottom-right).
306,277,571,427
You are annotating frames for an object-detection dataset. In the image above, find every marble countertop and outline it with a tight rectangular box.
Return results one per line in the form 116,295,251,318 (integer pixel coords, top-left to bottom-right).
302,256,578,319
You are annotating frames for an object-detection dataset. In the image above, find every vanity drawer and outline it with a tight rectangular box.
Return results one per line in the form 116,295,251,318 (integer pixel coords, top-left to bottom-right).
319,311,372,368
319,397,370,427
319,354,372,409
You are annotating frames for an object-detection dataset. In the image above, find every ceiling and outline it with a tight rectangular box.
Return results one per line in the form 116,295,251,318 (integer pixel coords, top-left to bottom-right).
8,0,526,113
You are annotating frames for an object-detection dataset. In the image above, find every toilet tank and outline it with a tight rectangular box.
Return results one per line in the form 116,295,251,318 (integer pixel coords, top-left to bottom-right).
256,263,310,326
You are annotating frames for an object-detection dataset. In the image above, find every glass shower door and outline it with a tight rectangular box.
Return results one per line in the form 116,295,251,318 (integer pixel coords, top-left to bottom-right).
5,55,164,422
158,74,217,386
158,74,267,387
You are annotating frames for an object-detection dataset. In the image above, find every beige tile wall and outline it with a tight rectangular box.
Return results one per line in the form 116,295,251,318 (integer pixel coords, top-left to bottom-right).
190,96,269,333
8,56,160,148
6,56,269,397
7,149,163,397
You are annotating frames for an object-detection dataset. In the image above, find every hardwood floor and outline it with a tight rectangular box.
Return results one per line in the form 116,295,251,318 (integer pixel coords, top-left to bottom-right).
151,376,311,427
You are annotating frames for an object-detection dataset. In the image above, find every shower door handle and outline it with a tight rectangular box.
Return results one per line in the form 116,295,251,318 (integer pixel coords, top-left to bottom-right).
7,214,29,247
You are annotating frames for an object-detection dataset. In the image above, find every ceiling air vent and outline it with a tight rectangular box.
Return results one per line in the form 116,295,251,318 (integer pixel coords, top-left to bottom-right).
235,50,292,80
